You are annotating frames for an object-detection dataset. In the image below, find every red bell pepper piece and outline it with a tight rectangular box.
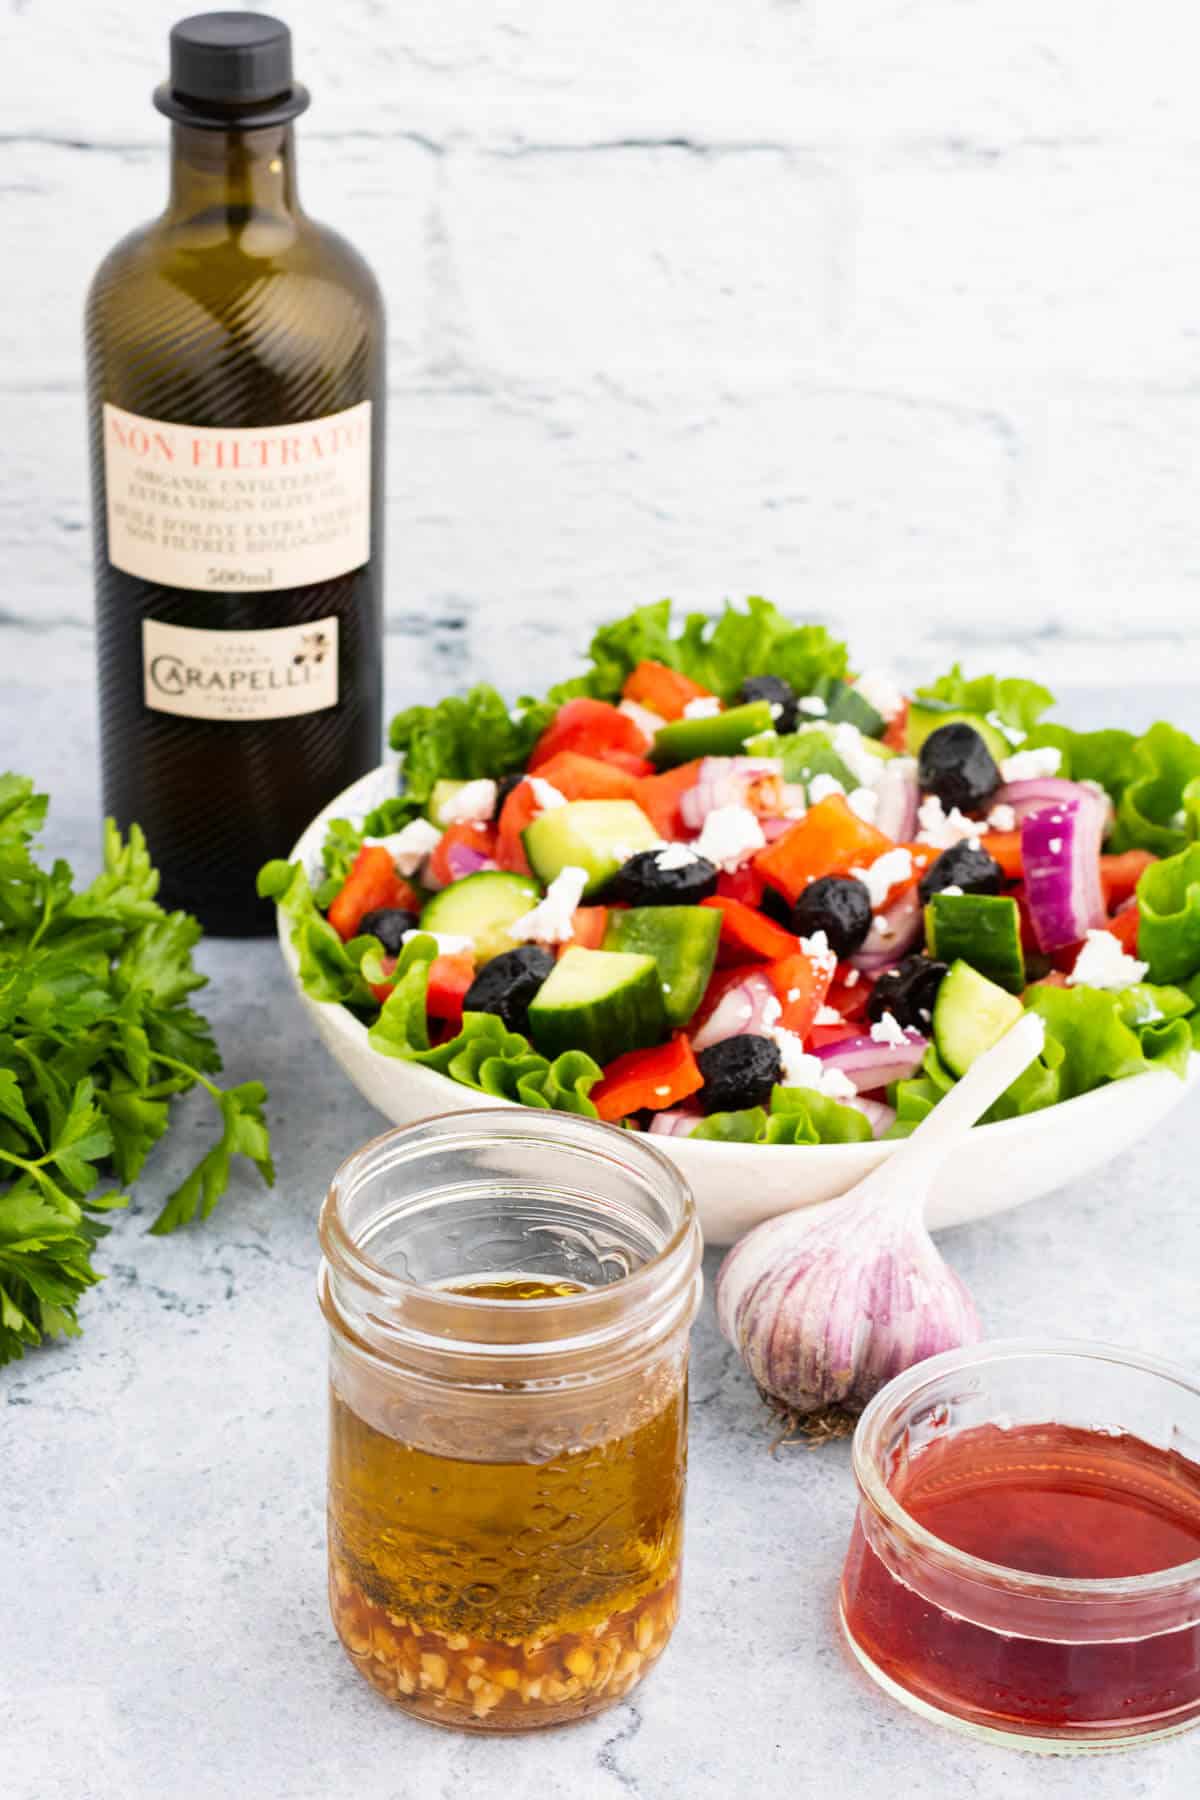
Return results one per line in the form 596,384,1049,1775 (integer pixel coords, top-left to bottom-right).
981,831,1023,881
565,905,609,952
754,795,896,904
598,748,657,778
529,698,649,769
327,846,420,942
1106,907,1141,954
622,659,716,722
716,865,766,909
882,700,909,753
425,953,476,1027
1100,850,1157,910
826,968,871,1022
766,948,834,1037
528,751,641,803
633,760,703,838
590,1034,703,1124
427,820,496,890
495,779,540,874
700,894,802,963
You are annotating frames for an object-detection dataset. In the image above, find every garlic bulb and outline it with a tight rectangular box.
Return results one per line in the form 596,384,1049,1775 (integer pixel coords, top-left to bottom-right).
715,1179,980,1419
715,1012,1046,1426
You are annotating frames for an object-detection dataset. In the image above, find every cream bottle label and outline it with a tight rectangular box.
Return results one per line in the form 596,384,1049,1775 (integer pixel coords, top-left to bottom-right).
103,401,371,592
142,617,339,721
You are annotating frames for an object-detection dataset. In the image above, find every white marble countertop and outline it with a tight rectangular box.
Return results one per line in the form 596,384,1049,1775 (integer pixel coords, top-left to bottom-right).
3,640,1199,1800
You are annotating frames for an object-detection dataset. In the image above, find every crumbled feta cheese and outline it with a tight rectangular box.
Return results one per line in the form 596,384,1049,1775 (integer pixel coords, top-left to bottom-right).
439,778,497,825
653,1085,671,1098
401,929,474,957
527,777,567,811
797,695,828,717
655,842,701,871
694,804,766,871
938,884,964,897
986,709,1027,747
618,697,667,736
771,1029,857,1098
846,786,880,826
872,914,893,939
1048,836,1063,856
832,722,886,788
807,772,846,805
814,1004,843,1026
851,847,914,909
1067,929,1149,991
769,700,784,720
366,818,443,876
844,968,861,988
506,866,590,945
798,930,837,974
870,1012,908,1048
916,795,981,849
683,696,723,720
1001,747,1062,783
761,994,783,1029
853,670,905,722
986,802,1017,833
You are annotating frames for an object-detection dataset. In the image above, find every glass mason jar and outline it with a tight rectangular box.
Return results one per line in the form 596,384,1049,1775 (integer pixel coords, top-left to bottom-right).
318,1109,702,1732
840,1340,1200,1753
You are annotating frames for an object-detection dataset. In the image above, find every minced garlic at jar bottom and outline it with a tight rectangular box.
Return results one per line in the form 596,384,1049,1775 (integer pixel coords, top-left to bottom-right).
328,1278,687,1729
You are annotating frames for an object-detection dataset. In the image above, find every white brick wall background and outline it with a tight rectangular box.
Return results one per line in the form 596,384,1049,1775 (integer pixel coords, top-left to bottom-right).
3,1,1200,702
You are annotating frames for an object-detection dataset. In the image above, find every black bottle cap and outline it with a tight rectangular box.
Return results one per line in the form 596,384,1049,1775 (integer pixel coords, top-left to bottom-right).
154,12,310,128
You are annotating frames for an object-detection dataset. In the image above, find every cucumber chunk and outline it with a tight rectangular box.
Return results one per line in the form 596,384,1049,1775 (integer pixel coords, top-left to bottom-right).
926,893,1025,994
649,700,775,768
523,800,660,899
819,679,887,740
527,947,666,1066
602,905,721,1027
420,871,539,962
933,959,1024,1077
905,702,1009,765
427,779,468,826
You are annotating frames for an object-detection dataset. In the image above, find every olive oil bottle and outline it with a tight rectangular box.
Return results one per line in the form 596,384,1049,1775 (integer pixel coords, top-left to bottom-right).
86,12,385,934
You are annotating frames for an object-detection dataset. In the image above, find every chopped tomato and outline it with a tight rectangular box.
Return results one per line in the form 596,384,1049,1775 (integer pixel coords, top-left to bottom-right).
565,906,608,952
1101,850,1157,910
622,659,716,722
529,751,641,803
827,968,872,1022
1025,969,1069,994
495,779,539,874
529,698,649,769
426,953,476,1027
754,795,895,904
1014,889,1041,955
1106,908,1142,954
427,820,496,889
633,760,703,838
700,894,802,963
882,700,910,753
369,954,398,1007
809,1021,859,1050
716,865,766,909
327,846,420,942
590,1034,703,1123
599,748,657,778
981,831,1023,881
766,949,833,1037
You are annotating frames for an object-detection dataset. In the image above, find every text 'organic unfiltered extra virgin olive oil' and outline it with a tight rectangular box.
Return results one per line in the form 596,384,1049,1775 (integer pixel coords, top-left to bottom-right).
86,12,385,935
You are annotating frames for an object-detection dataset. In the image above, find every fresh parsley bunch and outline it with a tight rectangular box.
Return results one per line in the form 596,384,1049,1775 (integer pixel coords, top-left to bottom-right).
0,775,274,1365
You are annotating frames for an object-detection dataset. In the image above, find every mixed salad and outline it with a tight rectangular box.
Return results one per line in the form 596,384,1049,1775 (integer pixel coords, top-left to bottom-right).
262,599,1200,1145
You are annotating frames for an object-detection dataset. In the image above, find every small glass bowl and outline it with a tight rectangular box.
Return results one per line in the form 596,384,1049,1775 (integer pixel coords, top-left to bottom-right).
840,1339,1200,1753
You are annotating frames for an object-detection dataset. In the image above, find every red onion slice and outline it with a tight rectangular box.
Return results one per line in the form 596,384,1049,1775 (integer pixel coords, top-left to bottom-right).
873,756,919,842
445,843,496,881
690,970,779,1051
648,1108,705,1137
1020,790,1107,952
845,1095,897,1138
851,886,923,975
678,757,783,831
810,1029,928,1093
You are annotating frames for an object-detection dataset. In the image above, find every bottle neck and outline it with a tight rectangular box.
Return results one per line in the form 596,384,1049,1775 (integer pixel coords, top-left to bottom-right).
166,121,300,229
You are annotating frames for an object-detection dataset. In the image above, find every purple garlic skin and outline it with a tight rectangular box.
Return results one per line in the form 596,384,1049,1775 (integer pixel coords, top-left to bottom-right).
714,1183,980,1417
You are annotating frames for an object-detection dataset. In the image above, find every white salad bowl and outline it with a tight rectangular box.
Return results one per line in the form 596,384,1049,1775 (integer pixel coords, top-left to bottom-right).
278,764,1199,1246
